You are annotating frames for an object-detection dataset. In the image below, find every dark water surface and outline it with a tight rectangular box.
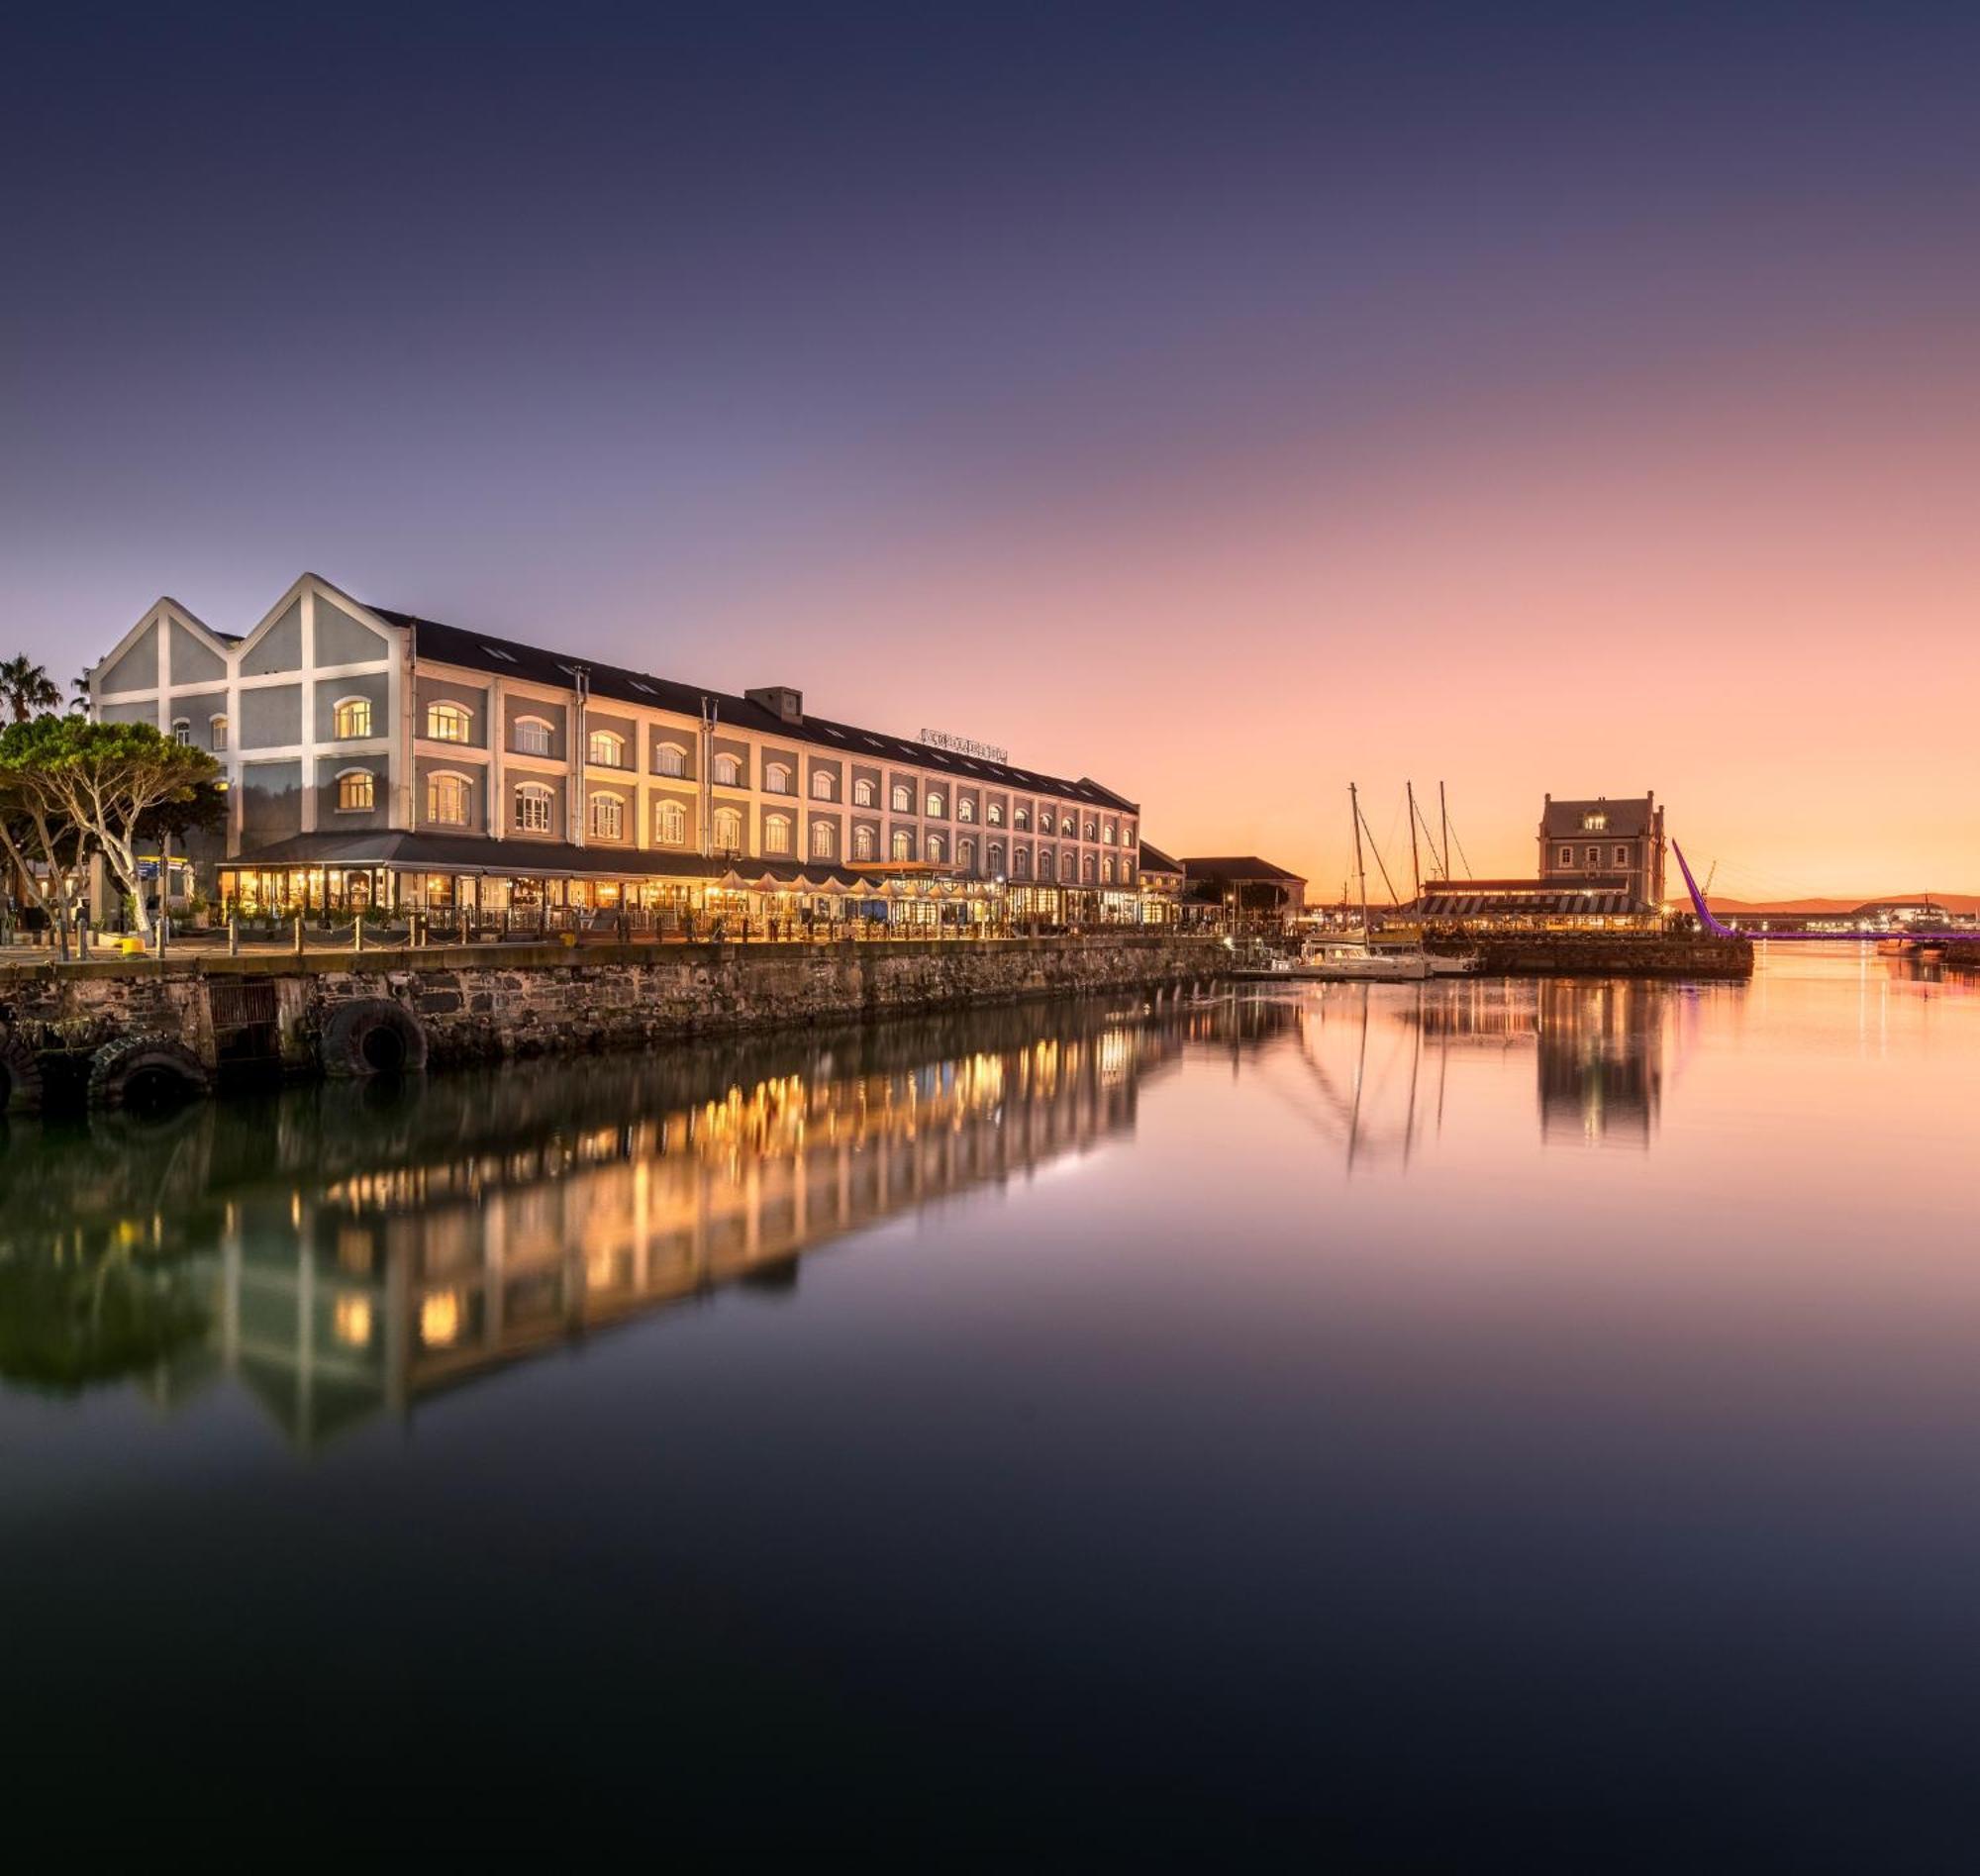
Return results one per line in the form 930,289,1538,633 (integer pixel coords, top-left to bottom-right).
6,949,1980,1860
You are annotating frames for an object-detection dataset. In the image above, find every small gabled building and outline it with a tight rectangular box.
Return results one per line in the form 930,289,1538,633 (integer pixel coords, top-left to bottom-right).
1538,793,1666,908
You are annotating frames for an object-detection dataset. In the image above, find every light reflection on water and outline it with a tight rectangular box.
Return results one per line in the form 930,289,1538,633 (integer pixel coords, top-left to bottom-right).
5,948,1980,1857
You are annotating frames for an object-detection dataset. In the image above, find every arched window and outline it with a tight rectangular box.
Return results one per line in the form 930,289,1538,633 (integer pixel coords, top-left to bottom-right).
1014,807,1031,831
656,799,687,845
170,718,190,745
852,777,875,807
1040,850,1055,881
853,826,876,860
1061,815,1076,836
1083,855,1097,883
958,838,975,871
811,819,837,859
714,807,743,850
987,801,1004,825
927,834,944,863
713,752,742,787
811,769,836,800
1083,820,1097,841
333,697,372,739
1014,848,1031,878
957,798,975,822
653,741,687,777
427,702,472,742
514,716,553,756
987,841,1004,876
764,761,793,795
890,782,912,813
587,729,625,768
764,814,793,855
209,715,228,752
1103,823,1117,844
892,829,914,861
426,771,470,826
589,792,625,839
1102,856,1114,884
337,768,374,813
514,784,553,834
926,791,945,819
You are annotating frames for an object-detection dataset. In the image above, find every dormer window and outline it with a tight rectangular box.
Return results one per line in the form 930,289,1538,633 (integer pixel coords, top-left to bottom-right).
1582,812,1608,833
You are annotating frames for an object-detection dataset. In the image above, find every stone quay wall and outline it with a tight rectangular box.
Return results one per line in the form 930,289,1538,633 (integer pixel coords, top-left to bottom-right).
1462,934,1752,978
0,935,1231,1088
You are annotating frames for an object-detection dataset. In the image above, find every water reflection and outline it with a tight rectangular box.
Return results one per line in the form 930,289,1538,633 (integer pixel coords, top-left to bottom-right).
0,992,1301,1445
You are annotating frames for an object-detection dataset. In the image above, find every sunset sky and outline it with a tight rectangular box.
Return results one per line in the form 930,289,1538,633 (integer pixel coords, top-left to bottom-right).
7,1,1978,899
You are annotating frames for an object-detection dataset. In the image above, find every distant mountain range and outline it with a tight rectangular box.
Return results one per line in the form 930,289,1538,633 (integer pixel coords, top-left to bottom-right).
1701,894,1980,917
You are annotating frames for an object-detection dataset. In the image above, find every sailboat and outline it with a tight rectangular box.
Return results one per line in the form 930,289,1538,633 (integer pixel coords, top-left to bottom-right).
1297,785,1431,980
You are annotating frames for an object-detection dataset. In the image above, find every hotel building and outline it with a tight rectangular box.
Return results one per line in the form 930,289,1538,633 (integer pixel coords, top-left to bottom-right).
87,573,1144,928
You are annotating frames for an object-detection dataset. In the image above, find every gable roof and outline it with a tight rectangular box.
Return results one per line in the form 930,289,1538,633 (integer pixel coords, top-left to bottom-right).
1541,795,1658,839
369,604,1137,812
1181,856,1308,883
1137,840,1184,874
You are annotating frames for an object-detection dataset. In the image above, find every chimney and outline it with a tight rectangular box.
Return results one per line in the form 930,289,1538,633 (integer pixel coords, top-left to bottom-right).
746,685,803,725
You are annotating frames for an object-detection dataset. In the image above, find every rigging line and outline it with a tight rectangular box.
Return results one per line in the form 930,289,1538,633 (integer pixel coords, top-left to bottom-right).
1445,814,1474,879
1412,794,1445,881
1356,798,1406,905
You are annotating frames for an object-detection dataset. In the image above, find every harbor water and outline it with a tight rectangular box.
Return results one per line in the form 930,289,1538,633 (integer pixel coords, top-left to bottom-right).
4,945,1979,1858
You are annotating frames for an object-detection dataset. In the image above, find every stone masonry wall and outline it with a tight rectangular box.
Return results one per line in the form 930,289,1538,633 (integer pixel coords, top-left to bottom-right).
0,935,1230,1082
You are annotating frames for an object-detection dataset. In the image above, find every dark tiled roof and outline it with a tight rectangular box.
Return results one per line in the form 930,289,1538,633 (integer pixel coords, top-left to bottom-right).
1420,886,1649,918
1540,795,1657,839
367,607,1137,813
1180,856,1308,883
1137,840,1184,875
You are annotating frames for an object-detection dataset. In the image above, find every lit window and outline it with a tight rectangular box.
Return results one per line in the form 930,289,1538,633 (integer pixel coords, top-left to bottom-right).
515,717,553,756
170,718,190,744
987,801,1004,825
1103,824,1116,843
714,807,743,850
714,752,742,787
891,783,912,813
765,762,793,795
811,769,835,800
927,834,944,863
892,829,914,860
425,772,469,825
654,741,686,777
957,798,975,823
657,800,687,845
853,777,875,807
764,814,792,855
209,715,229,752
337,769,374,813
853,826,876,860
515,785,553,833
959,838,975,870
1102,857,1114,883
333,697,371,739
589,793,625,839
1583,812,1608,833
587,729,625,768
811,819,836,858
987,841,1004,874
427,702,471,742
926,791,945,818
1084,820,1097,840
1015,807,1031,831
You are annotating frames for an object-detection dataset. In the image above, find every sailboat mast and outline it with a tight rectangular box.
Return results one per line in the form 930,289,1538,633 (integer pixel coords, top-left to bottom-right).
1438,780,1451,880
1349,781,1369,933
1407,780,1422,903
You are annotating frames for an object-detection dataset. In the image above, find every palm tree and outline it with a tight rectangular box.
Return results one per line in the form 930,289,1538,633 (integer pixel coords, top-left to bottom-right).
69,668,91,715
0,656,61,722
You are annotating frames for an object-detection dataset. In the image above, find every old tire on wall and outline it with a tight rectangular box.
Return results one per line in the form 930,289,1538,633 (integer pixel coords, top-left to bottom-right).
86,1033,210,1110
321,998,429,1078
0,1032,45,1114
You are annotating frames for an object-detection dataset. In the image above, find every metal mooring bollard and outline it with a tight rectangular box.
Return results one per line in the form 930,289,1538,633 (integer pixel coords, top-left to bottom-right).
228,916,240,957
293,913,305,955
353,917,365,953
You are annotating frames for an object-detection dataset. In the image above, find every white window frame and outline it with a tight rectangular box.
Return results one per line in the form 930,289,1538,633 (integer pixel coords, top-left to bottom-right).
427,701,473,743
587,729,626,769
764,813,793,855
852,777,876,808
853,826,876,860
514,784,554,834
333,695,373,740
336,767,375,814
713,752,743,788
764,762,794,796
514,715,554,757
589,791,626,840
425,770,471,827
209,714,229,752
653,741,688,778
811,769,836,800
656,799,688,845
811,819,837,859
713,807,743,850
890,783,912,813
891,829,914,861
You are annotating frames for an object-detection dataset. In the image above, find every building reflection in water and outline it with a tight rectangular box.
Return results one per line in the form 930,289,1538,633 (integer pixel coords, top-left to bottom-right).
0,992,1299,1448
1286,976,1677,1164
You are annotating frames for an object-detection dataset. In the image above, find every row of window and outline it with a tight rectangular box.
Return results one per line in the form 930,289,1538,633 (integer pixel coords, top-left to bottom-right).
1557,843,1635,867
